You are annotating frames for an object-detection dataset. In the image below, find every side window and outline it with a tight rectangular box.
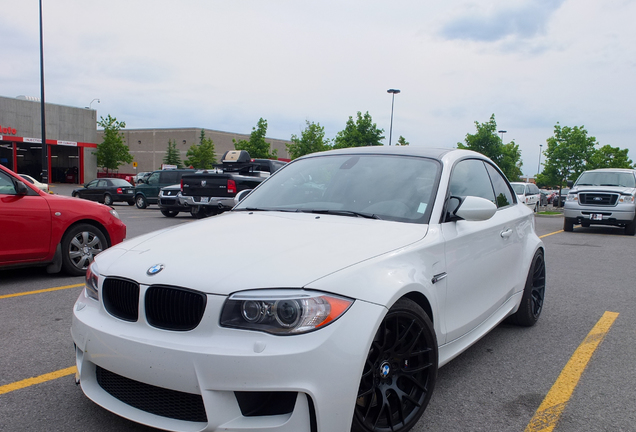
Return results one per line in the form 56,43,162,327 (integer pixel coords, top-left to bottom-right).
0,171,17,195
147,172,160,185
86,180,98,188
160,171,179,184
449,159,496,203
525,185,531,195
97,180,108,187
485,163,515,208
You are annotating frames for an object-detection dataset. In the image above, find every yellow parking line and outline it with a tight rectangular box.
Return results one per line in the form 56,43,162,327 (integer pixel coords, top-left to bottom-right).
525,311,619,432
539,230,563,239
0,283,83,300
0,366,76,395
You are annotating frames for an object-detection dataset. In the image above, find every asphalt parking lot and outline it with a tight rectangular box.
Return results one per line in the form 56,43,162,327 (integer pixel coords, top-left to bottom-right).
1,190,635,432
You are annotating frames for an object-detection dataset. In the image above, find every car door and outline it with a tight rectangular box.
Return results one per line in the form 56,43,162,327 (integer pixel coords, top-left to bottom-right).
441,159,525,342
96,179,110,201
0,170,52,263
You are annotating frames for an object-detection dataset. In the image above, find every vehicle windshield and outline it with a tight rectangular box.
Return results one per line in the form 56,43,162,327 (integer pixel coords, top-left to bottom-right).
511,183,525,194
235,154,441,223
111,178,133,187
576,171,636,188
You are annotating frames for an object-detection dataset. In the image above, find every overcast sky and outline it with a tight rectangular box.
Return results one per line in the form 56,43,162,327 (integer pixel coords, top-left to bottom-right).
3,0,635,175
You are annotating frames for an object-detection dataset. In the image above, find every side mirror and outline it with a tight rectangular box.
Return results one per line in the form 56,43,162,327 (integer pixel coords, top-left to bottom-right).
454,196,497,221
234,189,252,206
15,181,29,195
567,180,573,188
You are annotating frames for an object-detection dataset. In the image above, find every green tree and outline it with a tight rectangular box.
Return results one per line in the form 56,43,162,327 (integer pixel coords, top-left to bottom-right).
540,123,597,188
94,114,133,173
457,114,522,181
333,111,385,148
163,139,183,168
396,136,409,146
586,145,634,170
233,118,278,159
287,121,331,159
185,130,217,168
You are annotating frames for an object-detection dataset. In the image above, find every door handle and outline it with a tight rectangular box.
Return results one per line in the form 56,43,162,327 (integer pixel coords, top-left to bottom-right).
500,229,513,238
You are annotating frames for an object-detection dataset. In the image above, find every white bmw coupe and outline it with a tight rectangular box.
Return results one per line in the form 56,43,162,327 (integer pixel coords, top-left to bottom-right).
72,146,545,432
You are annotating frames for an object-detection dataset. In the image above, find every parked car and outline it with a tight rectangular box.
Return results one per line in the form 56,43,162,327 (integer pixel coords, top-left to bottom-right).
72,178,135,206
72,147,544,432
0,164,126,275
511,182,541,212
133,171,150,184
134,168,195,209
563,168,636,234
157,184,190,217
19,174,49,193
554,188,570,207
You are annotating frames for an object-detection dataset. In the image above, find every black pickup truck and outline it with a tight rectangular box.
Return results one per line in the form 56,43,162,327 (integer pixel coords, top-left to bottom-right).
179,150,286,218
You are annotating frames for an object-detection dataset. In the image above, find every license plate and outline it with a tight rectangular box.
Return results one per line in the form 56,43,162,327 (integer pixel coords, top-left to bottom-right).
591,213,603,221
201,197,209,203
126,190,133,194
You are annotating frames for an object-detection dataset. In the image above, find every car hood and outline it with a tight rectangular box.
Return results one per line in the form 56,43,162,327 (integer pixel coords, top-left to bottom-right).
97,211,428,295
571,185,635,194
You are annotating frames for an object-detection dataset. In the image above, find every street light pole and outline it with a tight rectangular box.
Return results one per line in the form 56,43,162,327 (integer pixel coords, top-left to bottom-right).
39,0,48,184
538,144,543,174
387,89,400,146
498,130,507,144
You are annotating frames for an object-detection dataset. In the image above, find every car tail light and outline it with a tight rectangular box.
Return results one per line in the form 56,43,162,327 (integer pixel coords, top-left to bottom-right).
228,179,236,194
180,179,184,191
116,188,123,194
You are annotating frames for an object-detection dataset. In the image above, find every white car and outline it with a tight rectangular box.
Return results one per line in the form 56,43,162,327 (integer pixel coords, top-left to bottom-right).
511,182,541,212
72,147,545,432
18,173,49,193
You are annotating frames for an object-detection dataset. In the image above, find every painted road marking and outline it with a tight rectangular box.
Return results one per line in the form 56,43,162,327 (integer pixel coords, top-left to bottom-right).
539,230,563,239
0,283,83,300
525,311,619,432
0,367,77,395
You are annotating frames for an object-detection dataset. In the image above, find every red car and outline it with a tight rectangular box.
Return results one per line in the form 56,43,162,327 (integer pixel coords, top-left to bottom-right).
0,164,126,275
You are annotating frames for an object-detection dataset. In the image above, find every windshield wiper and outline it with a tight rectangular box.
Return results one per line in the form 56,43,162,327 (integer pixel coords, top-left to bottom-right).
301,209,382,220
235,207,300,213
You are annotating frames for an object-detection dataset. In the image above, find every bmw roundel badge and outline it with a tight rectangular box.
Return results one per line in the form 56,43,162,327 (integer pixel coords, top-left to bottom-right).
147,264,165,275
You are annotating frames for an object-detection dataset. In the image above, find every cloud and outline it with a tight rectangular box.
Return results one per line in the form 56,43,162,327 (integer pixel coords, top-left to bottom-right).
439,0,566,42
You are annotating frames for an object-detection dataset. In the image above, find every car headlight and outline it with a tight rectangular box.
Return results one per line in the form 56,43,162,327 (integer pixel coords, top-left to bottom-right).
566,194,577,202
220,290,353,335
109,209,121,220
85,262,100,301
619,195,635,204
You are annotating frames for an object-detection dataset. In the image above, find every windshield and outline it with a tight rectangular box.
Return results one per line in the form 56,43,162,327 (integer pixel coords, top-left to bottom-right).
511,183,525,194
576,171,636,188
235,154,441,223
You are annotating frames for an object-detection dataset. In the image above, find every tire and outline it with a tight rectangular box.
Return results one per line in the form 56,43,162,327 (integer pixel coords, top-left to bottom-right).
72,192,79,198
190,206,205,219
135,194,147,209
625,218,636,236
103,194,113,206
161,210,179,217
352,298,438,432
127,200,135,206
563,218,574,232
534,203,539,213
61,223,108,276
506,249,546,327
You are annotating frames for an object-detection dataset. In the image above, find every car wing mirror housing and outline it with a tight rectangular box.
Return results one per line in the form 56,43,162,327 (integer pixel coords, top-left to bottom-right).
234,189,252,206
15,181,29,195
454,196,497,221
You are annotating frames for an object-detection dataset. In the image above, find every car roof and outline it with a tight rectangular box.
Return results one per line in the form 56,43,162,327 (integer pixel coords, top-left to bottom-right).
297,146,484,163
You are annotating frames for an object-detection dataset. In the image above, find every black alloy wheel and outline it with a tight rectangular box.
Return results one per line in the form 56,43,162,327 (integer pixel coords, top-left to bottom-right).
507,249,546,326
352,298,437,432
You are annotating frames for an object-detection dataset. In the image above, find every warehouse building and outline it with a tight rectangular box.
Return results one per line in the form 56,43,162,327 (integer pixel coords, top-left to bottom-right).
0,94,290,183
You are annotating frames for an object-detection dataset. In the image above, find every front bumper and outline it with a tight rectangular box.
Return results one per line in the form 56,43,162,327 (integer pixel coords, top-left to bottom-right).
564,203,635,226
72,287,385,432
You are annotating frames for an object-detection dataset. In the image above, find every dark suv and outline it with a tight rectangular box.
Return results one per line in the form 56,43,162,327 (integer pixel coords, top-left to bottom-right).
134,169,195,209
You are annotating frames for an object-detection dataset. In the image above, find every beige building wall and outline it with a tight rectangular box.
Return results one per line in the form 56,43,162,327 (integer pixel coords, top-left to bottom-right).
98,128,291,175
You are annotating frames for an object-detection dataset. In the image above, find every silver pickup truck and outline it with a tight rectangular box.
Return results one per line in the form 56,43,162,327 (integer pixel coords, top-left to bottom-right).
563,168,636,235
